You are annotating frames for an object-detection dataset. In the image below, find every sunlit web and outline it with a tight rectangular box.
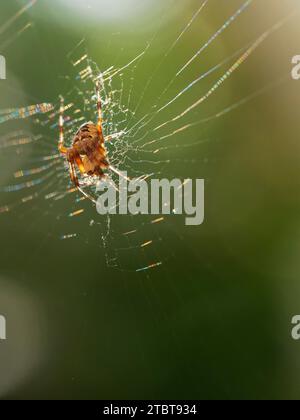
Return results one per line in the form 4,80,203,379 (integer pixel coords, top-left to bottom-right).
0,0,297,272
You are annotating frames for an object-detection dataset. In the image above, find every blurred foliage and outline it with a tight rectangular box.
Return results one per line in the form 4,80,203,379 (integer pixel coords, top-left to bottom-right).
0,0,300,400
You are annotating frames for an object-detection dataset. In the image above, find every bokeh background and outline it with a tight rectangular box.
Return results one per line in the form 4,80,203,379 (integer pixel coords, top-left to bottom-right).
0,0,300,400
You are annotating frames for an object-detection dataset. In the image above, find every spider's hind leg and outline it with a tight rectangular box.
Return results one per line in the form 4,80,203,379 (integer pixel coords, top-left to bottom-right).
69,161,97,204
95,79,105,143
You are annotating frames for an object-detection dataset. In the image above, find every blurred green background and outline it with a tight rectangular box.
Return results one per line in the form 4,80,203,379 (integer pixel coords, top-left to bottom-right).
1,0,300,400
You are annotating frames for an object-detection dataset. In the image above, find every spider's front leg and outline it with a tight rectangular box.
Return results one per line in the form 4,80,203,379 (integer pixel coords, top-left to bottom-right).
68,160,79,187
59,97,78,187
96,80,105,145
58,96,67,154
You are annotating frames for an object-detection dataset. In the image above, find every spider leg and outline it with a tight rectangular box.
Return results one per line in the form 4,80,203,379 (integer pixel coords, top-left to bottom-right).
95,79,105,144
69,160,97,204
76,185,97,204
109,165,130,181
59,96,67,154
69,161,79,186
74,154,85,174
94,142,109,168
104,135,114,142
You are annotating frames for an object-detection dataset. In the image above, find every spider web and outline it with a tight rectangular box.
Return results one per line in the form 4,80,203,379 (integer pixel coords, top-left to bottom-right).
0,0,298,273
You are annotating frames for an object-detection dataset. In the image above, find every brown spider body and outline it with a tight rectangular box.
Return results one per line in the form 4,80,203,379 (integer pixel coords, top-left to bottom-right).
59,82,117,198
67,122,109,181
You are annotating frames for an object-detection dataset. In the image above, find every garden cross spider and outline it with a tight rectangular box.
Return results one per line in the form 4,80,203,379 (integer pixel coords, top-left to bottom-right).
58,79,124,202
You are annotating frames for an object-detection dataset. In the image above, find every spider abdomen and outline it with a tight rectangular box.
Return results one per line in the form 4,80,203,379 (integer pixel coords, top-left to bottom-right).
70,122,109,177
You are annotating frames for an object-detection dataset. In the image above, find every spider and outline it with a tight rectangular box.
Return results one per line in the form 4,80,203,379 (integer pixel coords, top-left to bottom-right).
58,80,123,202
